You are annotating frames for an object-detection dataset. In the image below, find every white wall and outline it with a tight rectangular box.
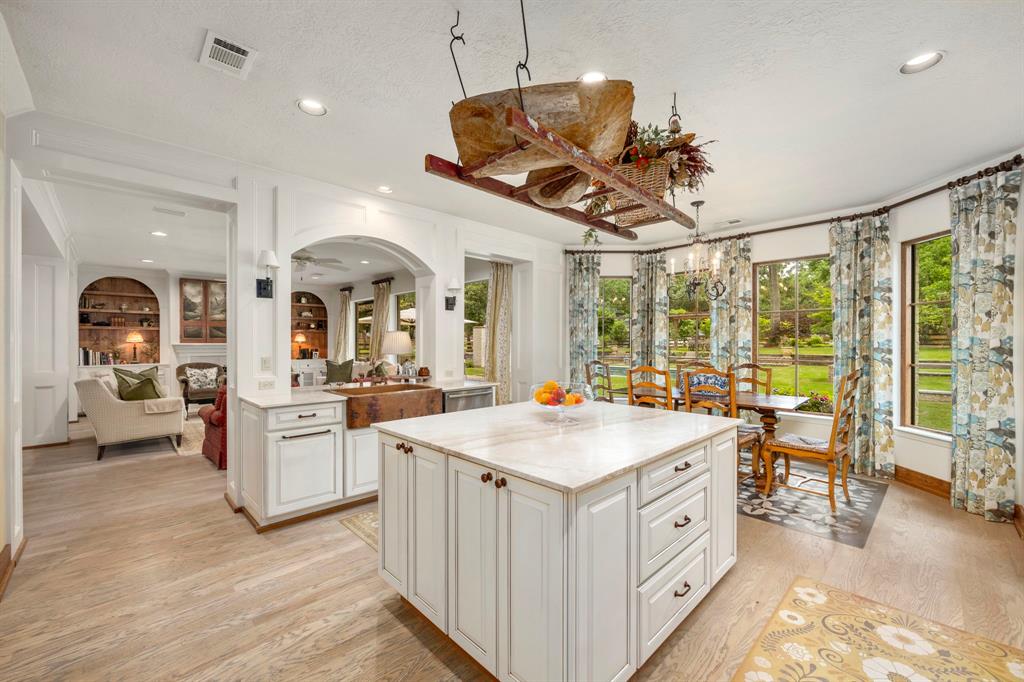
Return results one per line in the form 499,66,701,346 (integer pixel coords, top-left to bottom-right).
595,151,1024,492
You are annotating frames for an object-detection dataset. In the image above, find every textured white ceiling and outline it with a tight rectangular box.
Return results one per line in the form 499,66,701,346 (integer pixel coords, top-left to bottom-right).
52,183,227,273
2,0,1022,245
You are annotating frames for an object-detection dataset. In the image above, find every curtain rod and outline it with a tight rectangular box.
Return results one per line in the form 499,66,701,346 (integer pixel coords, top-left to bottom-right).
339,286,354,293
564,153,1023,256
371,276,394,286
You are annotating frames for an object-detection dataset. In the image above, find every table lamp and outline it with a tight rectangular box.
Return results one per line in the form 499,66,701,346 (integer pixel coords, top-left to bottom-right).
381,330,413,371
126,331,144,363
294,332,307,358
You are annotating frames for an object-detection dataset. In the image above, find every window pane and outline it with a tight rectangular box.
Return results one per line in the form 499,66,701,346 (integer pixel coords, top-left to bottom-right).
914,235,952,302
758,262,796,312
464,280,488,376
797,258,831,310
914,366,952,432
397,292,416,360
598,278,631,393
769,363,797,397
355,300,373,360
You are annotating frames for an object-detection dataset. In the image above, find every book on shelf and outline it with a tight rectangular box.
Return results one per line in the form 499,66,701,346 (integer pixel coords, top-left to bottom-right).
78,347,120,366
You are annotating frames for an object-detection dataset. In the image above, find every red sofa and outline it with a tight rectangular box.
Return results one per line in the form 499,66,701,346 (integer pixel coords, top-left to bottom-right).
198,385,227,470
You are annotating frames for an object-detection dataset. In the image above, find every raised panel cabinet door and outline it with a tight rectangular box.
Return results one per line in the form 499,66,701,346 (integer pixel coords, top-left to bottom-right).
574,472,637,682
379,439,408,596
345,427,379,497
408,444,447,631
447,456,498,675
498,473,565,682
265,427,343,516
710,428,738,586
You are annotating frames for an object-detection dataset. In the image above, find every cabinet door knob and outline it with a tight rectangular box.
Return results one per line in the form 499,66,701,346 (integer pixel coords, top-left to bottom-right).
481,472,493,483
673,582,691,598
674,515,692,529
495,477,507,489
674,461,692,473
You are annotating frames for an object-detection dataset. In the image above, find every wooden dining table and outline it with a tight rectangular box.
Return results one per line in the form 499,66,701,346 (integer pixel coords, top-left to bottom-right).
630,386,810,489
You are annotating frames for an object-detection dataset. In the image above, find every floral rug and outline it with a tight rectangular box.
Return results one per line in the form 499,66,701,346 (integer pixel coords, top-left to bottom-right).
736,456,887,548
340,510,378,551
732,576,1024,682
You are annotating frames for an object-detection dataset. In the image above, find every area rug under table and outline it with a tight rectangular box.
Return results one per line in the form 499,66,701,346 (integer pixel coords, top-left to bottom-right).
340,510,378,551
736,455,888,548
732,576,1024,682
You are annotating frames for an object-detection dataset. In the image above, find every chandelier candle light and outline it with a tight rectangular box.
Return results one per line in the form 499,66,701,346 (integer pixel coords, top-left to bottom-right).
685,200,727,300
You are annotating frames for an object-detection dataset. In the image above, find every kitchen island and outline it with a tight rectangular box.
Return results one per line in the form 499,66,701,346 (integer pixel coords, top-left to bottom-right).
374,401,740,682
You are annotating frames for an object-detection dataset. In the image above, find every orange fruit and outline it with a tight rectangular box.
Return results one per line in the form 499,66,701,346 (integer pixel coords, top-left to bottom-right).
543,380,559,391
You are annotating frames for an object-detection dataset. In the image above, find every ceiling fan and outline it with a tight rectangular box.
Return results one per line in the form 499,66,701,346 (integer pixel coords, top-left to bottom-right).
292,249,350,280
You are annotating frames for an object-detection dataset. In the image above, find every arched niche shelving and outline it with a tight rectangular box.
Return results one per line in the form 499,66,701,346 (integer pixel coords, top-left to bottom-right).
79,277,161,365
291,291,328,359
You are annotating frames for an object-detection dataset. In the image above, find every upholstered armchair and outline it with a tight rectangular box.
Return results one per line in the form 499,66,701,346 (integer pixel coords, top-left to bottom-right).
74,378,184,460
198,385,228,470
176,362,226,409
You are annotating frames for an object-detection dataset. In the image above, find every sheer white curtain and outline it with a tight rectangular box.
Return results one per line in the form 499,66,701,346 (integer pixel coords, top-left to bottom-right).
485,262,513,404
334,287,352,362
369,279,391,361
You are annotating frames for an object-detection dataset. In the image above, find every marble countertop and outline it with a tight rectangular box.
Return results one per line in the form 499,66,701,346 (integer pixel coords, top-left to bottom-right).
429,379,498,392
374,401,741,493
239,390,347,409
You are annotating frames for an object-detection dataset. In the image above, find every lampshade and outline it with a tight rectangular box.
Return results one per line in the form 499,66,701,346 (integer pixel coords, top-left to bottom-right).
257,250,280,269
293,333,308,344
380,330,413,356
125,331,144,343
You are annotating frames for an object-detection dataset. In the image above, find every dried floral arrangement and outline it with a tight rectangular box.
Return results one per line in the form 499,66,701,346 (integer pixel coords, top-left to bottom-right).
585,120,715,218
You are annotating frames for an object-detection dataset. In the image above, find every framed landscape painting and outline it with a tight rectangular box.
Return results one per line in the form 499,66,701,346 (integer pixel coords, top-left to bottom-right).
180,278,227,343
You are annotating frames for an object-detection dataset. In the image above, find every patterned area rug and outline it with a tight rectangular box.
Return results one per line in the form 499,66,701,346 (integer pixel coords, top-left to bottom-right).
174,418,206,457
732,576,1024,681
737,456,887,548
340,510,378,551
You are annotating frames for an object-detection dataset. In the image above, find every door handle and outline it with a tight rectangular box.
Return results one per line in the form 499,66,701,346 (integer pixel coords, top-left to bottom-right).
297,413,318,419
674,461,692,473
481,472,493,483
674,515,692,529
281,429,331,440
494,477,507,489
673,581,691,598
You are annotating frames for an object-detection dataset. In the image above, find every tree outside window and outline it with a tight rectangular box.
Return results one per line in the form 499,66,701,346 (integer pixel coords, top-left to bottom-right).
464,279,488,377
904,234,952,433
597,277,631,393
355,300,373,360
668,273,711,366
396,291,416,361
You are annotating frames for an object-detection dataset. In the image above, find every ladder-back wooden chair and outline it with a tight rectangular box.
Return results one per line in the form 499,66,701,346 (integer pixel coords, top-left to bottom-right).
760,370,860,512
729,362,772,395
682,368,762,479
627,366,673,410
585,359,615,403
675,359,713,395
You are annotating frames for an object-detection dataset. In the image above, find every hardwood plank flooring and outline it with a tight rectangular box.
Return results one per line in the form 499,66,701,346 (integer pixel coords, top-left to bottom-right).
0,435,1020,680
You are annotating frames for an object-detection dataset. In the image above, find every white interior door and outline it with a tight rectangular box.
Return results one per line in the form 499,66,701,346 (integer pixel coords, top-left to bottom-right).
5,162,25,551
21,255,69,446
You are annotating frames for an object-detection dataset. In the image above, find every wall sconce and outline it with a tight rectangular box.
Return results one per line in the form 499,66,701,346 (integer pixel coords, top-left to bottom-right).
445,277,461,311
256,249,280,299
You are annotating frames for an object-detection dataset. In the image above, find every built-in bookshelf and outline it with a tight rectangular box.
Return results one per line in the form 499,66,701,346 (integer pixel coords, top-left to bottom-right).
78,277,161,365
291,291,327,359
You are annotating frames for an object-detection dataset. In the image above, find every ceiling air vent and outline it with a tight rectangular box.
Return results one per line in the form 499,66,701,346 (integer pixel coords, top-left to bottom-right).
198,30,256,79
714,218,744,228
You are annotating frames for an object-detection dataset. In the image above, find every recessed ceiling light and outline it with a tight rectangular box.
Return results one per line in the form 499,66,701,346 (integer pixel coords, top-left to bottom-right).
311,274,321,279
578,71,607,83
376,185,393,194
141,259,154,263
151,231,168,237
899,51,943,74
297,98,328,116
360,260,370,264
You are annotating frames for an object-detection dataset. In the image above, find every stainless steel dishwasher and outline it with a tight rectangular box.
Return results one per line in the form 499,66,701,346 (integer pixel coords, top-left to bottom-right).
443,385,495,412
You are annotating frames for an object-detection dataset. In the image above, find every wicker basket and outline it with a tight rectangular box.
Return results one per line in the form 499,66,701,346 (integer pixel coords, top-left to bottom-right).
608,158,671,227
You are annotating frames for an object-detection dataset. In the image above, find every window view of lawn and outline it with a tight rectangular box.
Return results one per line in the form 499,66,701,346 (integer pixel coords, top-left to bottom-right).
464,279,488,377
906,235,953,433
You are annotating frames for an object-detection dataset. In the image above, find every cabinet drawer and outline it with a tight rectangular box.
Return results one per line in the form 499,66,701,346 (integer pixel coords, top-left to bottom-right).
639,442,709,506
638,532,710,665
638,472,710,583
267,402,343,432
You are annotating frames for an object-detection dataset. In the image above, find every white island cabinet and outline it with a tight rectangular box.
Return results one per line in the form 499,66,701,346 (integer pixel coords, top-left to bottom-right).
375,401,739,681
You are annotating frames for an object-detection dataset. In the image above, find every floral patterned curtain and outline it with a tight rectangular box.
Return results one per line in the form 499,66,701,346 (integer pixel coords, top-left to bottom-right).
830,215,895,478
334,288,351,362
631,252,669,371
950,169,1019,522
567,252,602,385
369,279,391,361
485,261,514,405
709,237,753,368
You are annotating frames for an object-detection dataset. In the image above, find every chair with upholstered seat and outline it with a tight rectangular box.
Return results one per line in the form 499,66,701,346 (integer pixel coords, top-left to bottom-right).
585,359,615,403
627,366,673,410
760,370,860,512
176,362,226,410
75,378,184,460
674,359,713,395
682,368,762,479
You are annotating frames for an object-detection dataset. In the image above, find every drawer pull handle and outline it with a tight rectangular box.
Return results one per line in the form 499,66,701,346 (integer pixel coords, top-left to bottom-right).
281,429,331,440
674,461,693,473
481,472,493,483
674,582,691,598
494,477,507,489
297,413,318,419
674,515,692,529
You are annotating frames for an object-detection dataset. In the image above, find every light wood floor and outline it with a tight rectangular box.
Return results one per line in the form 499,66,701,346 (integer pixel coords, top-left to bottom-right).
1,436,1021,681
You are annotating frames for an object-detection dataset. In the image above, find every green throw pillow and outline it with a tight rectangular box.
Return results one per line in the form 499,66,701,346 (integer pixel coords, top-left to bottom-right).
326,359,353,384
112,367,165,399
121,377,163,401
